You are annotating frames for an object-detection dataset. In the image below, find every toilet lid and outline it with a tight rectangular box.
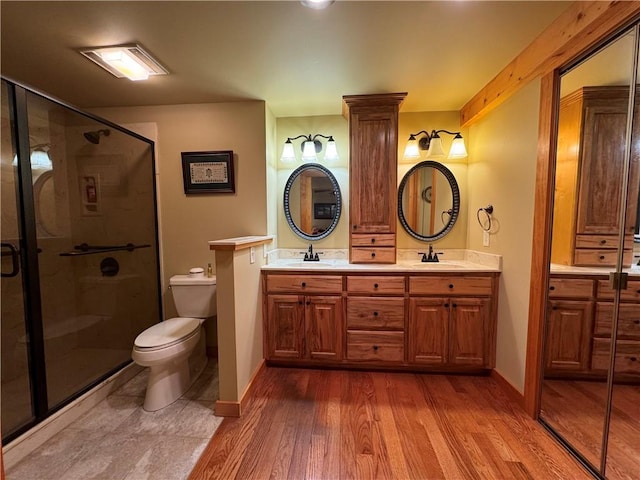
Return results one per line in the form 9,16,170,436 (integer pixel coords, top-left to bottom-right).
134,317,201,349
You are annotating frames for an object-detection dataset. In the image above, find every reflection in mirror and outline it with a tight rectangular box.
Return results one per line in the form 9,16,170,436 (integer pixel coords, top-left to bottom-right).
283,163,342,241
398,161,459,241
540,25,640,478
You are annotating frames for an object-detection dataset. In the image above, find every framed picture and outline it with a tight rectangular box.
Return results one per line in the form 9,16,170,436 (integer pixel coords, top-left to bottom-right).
314,203,336,219
181,150,235,194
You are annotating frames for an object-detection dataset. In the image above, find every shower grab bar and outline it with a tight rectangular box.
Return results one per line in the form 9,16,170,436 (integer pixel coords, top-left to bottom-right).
59,243,151,257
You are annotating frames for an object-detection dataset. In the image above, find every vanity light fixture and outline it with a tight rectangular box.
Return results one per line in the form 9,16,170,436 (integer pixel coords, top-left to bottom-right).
403,130,468,161
80,44,168,81
300,0,335,9
281,134,339,163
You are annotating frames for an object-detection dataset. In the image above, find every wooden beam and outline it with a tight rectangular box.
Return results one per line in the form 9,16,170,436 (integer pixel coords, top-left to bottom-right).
460,1,640,127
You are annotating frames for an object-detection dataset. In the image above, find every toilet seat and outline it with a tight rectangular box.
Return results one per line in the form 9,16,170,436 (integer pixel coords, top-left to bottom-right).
134,317,202,351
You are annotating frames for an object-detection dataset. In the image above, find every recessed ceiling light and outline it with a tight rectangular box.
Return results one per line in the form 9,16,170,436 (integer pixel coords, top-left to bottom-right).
80,44,168,81
300,0,335,10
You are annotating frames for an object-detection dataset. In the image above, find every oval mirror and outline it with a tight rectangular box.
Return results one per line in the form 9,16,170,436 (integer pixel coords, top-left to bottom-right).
398,161,460,241
284,163,342,241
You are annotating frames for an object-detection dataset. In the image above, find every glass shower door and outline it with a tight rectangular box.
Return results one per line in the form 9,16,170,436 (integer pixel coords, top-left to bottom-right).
1,81,35,439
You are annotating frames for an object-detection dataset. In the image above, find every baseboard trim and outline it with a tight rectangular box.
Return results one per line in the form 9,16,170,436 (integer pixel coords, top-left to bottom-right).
214,359,266,417
491,369,525,410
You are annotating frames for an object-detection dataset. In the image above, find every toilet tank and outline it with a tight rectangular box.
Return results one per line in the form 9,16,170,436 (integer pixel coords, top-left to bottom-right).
169,274,217,318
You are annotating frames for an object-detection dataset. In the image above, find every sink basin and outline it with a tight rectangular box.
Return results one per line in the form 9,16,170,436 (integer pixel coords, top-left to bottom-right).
410,262,464,269
279,261,334,268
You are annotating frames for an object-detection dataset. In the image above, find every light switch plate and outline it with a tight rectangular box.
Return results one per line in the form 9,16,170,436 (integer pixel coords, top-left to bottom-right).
483,231,490,247
250,247,255,264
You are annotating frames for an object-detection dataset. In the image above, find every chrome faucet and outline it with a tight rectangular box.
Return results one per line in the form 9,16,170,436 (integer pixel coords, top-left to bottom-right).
418,244,443,263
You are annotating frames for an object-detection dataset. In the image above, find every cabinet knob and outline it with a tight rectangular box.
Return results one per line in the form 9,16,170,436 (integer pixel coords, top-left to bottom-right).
444,303,449,308
353,224,358,230
306,301,310,305
549,286,555,291
371,252,376,258
373,283,379,289
633,320,640,325
448,284,454,289
599,255,605,260
373,345,379,351
600,239,607,245
630,357,638,362
301,282,306,287
453,303,457,308
298,301,303,305
373,311,379,317
371,238,376,244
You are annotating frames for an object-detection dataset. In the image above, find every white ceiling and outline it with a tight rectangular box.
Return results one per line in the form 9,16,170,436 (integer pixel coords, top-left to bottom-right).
0,1,570,118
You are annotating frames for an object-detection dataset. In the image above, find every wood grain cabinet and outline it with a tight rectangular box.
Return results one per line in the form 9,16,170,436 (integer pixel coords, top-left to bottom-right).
551,86,639,267
408,276,496,368
264,274,343,362
263,270,499,373
545,277,595,376
343,93,407,264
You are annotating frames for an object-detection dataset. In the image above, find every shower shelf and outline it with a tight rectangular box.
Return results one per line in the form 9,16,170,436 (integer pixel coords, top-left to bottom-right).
59,243,151,256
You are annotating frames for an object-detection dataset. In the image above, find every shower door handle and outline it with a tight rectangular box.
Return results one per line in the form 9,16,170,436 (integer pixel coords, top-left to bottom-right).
1,242,20,278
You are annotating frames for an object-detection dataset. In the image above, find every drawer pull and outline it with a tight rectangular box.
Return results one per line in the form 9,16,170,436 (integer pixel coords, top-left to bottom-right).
301,282,306,287
374,283,379,289
599,255,605,260
353,224,358,230
600,239,607,245
448,284,454,289
371,252,376,258
306,300,310,305
630,357,638,362
549,286,555,291
634,320,640,325
636,289,640,294
371,238,376,244
298,301,303,305
373,345,379,351
373,311,379,316
453,303,457,308
444,303,449,308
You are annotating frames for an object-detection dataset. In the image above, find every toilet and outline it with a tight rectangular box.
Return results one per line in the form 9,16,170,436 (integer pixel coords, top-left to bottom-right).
132,268,216,411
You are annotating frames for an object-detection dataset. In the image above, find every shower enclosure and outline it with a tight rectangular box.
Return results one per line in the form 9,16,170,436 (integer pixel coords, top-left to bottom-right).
1,79,162,444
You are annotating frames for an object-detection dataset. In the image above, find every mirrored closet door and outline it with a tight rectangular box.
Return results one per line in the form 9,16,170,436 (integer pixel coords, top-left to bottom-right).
539,22,640,479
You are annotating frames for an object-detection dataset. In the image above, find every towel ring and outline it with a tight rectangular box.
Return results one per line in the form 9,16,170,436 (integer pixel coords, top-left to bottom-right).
476,205,494,232
441,209,453,225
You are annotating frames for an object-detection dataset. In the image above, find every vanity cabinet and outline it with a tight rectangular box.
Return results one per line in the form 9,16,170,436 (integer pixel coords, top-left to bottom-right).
408,276,495,367
545,277,595,375
264,274,343,362
345,275,405,363
263,269,499,373
592,279,640,379
343,93,406,264
551,86,639,267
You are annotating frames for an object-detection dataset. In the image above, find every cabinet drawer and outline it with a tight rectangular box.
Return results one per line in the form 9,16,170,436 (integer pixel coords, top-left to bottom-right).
548,278,594,298
266,274,342,294
409,276,492,296
347,297,404,330
346,276,405,294
575,234,633,250
597,280,640,301
574,249,633,267
591,339,640,375
347,331,404,362
351,233,395,247
351,247,396,264
595,303,640,339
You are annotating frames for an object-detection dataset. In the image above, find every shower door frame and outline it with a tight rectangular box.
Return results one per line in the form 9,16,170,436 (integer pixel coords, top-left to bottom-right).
1,77,163,445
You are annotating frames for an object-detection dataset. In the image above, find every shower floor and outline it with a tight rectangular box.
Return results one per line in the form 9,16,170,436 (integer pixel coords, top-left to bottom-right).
2,347,131,437
5,358,220,480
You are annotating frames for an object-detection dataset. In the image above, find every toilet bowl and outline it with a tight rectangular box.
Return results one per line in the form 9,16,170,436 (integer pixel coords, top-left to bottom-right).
131,269,216,411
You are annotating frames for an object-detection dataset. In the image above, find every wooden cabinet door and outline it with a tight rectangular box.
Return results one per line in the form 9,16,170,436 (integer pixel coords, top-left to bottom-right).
349,107,398,234
305,296,343,361
408,297,448,364
266,295,304,360
449,298,490,366
545,299,593,372
577,98,629,235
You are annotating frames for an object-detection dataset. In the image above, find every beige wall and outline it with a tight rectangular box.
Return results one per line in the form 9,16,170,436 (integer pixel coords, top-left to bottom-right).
276,115,349,249
397,111,468,250
467,79,541,393
90,101,268,320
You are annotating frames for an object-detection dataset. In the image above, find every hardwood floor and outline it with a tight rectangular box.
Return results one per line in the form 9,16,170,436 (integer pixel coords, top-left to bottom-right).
190,367,589,480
